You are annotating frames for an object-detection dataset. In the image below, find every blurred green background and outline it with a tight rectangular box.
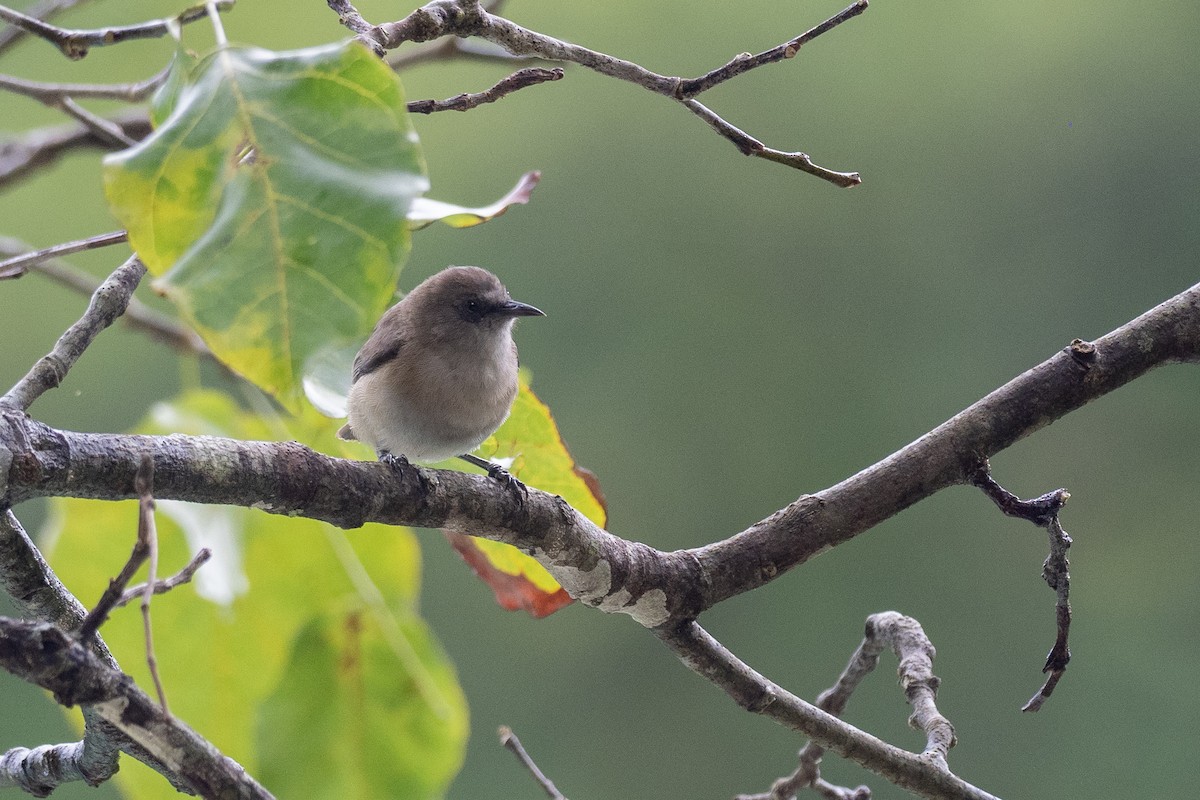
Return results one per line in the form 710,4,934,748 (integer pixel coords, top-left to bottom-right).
2,1,1198,798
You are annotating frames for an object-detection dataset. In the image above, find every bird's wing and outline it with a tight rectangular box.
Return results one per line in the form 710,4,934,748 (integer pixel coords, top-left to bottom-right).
351,332,402,384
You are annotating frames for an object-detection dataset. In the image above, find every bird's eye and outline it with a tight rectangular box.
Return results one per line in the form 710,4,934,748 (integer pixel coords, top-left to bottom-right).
460,297,485,323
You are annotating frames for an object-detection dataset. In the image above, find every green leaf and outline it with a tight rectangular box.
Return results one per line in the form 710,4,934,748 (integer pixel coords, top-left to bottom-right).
104,43,428,412
44,390,466,798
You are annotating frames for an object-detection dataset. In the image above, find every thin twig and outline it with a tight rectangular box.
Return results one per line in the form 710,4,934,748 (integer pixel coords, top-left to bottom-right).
0,230,128,279
682,98,861,187
0,66,169,102
116,548,212,609
77,456,155,642
0,0,234,60
1022,514,1072,712
0,254,144,416
134,456,170,714
678,1,869,97
971,459,1074,710
498,726,567,800
407,66,563,114
55,97,139,146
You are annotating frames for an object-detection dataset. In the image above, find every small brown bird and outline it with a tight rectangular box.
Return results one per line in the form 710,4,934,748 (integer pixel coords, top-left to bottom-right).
337,266,544,484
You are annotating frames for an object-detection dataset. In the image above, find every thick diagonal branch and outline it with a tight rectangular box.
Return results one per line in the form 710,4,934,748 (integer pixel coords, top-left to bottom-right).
3,281,1199,633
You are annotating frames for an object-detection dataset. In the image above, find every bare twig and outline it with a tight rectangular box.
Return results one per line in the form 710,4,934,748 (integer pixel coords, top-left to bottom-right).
0,256,144,412
971,460,1073,710
738,612,952,800
498,726,567,800
77,456,155,642
0,67,169,103
0,0,234,60
136,457,169,714
54,97,139,146
1022,515,1072,713
334,0,866,187
116,548,212,608
0,108,151,189
407,66,563,114
681,98,861,187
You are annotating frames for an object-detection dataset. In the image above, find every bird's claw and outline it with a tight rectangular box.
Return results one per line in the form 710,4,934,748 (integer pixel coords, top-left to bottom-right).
486,462,529,503
379,451,411,470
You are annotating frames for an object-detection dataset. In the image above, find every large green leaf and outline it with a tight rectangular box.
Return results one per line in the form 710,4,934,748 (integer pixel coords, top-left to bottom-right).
44,391,467,798
104,43,428,412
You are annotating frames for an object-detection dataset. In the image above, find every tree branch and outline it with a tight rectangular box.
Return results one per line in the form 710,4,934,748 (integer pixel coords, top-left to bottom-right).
332,0,865,186
0,108,151,190
0,510,191,795
0,0,234,60
407,66,563,114
3,281,1199,635
0,0,96,57
0,68,169,103
655,619,994,800
0,618,274,799
0,238,210,361
0,255,143,412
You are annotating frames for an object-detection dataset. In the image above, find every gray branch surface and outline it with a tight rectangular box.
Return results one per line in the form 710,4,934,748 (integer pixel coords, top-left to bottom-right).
2,272,1197,799
4,281,1197,631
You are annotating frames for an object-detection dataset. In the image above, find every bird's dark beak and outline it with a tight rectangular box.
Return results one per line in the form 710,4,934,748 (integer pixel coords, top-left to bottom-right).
501,299,545,318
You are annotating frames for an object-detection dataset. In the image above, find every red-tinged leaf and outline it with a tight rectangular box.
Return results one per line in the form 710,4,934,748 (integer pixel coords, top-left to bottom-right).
443,531,573,618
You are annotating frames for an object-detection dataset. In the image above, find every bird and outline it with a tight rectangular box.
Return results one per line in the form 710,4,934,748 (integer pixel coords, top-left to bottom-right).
337,266,544,488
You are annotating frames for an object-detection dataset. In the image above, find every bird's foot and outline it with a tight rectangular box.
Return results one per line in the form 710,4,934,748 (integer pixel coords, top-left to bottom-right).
486,462,529,501
459,453,529,504
379,451,411,471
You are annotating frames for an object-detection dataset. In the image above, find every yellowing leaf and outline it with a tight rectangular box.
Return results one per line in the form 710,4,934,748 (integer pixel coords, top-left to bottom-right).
448,380,607,617
104,43,428,412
